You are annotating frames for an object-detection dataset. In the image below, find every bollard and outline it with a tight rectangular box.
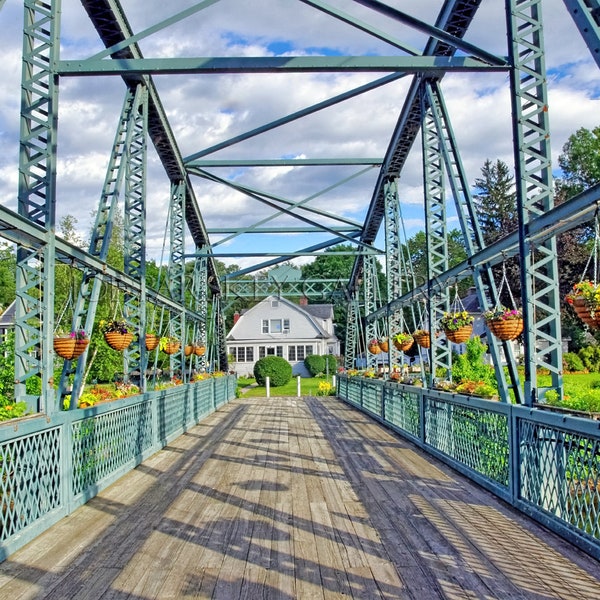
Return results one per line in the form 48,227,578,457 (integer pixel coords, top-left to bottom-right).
266,376,270,398
297,375,301,397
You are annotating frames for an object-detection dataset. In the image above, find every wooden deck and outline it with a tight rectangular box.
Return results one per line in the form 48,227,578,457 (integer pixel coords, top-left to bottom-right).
1,396,599,599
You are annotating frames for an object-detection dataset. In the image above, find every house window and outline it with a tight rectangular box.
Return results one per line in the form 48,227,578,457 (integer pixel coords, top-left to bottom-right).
232,347,254,362
259,346,283,358
261,319,289,334
288,345,313,361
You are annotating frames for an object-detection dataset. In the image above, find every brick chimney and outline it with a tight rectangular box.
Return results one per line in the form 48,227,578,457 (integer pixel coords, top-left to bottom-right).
233,311,240,324
299,296,308,306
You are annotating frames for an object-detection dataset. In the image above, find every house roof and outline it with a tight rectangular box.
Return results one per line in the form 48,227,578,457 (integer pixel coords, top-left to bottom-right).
227,295,336,341
0,300,15,327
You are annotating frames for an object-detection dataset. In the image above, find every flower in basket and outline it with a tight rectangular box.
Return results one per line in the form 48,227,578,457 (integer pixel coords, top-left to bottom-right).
482,306,522,322
393,332,413,344
439,311,474,332
368,338,379,346
412,329,429,336
99,319,129,334
70,329,88,341
565,280,600,310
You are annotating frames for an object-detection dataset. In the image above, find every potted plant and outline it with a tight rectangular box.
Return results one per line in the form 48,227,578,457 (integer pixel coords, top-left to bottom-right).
99,319,134,351
159,336,180,355
483,306,523,341
194,343,206,356
565,280,600,328
439,310,474,343
53,329,89,360
379,337,389,352
412,329,432,348
392,332,414,352
368,338,381,354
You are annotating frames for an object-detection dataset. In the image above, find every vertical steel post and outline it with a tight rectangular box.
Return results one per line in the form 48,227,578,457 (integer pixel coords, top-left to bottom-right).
421,83,450,384
16,0,61,412
507,0,562,405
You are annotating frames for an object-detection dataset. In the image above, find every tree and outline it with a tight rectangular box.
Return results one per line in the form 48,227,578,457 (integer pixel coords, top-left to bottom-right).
0,243,16,309
473,159,520,308
557,126,600,198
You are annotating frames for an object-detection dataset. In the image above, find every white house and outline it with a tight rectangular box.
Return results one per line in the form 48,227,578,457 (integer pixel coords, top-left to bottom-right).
226,295,340,377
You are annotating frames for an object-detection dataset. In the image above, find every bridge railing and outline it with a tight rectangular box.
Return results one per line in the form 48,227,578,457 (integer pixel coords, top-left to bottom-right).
0,374,237,561
337,374,600,560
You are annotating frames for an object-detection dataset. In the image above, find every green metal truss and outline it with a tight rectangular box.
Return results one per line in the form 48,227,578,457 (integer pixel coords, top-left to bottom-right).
508,0,562,405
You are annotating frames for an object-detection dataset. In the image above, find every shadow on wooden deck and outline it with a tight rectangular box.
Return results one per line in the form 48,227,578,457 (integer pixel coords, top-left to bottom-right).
0,397,598,599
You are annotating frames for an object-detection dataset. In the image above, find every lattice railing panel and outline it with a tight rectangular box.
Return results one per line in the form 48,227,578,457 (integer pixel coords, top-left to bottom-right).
425,399,509,486
157,388,189,440
519,419,600,540
71,402,153,495
384,385,421,439
0,428,61,541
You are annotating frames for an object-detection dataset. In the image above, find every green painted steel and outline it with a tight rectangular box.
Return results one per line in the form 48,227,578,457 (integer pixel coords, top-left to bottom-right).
57,55,508,76
337,375,600,560
15,0,62,413
508,0,563,405
123,85,149,389
422,87,451,383
0,375,236,560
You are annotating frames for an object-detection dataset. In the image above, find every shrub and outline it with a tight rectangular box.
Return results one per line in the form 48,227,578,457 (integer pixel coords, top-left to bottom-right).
254,356,292,387
563,352,585,373
577,346,600,373
451,337,496,387
304,354,325,377
324,354,337,374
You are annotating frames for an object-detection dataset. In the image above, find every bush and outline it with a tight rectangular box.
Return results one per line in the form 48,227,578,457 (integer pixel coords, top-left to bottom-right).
563,352,585,373
577,346,600,373
254,356,292,387
304,355,325,376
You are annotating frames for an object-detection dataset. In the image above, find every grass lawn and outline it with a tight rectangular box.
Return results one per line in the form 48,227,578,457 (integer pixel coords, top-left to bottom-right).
237,376,335,398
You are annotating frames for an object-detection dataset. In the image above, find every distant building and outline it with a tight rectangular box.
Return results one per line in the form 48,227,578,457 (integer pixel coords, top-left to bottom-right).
227,295,339,377
0,300,15,338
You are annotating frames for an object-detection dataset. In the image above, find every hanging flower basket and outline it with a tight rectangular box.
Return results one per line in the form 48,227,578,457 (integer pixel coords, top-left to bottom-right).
53,331,89,360
145,333,159,351
368,340,381,354
160,337,180,355
379,338,389,353
184,344,194,357
445,325,473,344
392,333,414,352
487,318,523,341
413,330,431,348
439,311,474,344
104,331,134,351
566,282,600,329
484,307,523,341
194,344,206,356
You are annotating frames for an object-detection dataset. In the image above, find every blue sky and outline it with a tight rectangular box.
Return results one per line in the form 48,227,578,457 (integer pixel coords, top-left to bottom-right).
1,0,599,273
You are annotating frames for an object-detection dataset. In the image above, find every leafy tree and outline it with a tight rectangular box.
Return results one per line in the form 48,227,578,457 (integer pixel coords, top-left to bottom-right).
0,243,16,309
473,159,520,307
557,126,600,198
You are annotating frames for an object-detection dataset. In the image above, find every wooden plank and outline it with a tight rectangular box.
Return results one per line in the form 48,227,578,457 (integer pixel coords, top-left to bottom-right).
1,396,600,600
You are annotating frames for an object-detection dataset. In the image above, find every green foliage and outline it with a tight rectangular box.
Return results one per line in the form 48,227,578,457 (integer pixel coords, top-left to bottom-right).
557,125,600,196
577,346,600,372
451,337,497,387
324,354,337,374
0,331,15,402
563,352,585,373
253,356,292,387
304,354,325,377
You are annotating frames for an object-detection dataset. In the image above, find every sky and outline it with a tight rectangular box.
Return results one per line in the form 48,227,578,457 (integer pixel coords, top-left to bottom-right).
1,0,599,274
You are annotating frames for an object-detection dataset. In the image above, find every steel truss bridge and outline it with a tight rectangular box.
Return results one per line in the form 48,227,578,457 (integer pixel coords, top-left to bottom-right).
1,0,600,562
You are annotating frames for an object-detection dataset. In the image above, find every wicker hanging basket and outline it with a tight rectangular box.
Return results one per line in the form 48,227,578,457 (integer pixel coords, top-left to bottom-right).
161,341,180,355
104,331,134,351
145,333,159,351
487,318,523,341
53,337,89,360
379,340,389,353
413,331,431,348
572,298,600,329
194,344,206,356
393,337,414,352
368,343,381,355
445,324,473,344
184,344,194,356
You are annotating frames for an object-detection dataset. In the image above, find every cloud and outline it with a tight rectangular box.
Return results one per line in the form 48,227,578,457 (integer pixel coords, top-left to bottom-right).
0,0,599,270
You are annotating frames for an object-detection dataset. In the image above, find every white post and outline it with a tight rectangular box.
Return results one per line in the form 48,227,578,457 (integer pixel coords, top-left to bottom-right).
332,375,336,390
266,376,270,398
297,376,301,397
